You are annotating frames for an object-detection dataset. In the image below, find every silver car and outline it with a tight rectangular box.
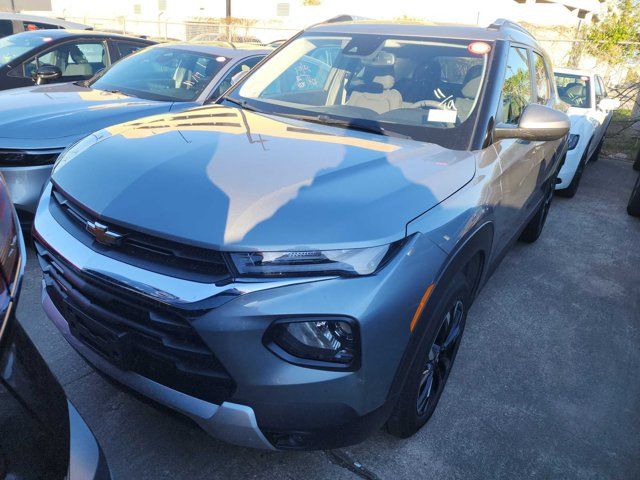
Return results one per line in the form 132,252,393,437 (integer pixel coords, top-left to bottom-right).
0,41,270,225
33,19,569,450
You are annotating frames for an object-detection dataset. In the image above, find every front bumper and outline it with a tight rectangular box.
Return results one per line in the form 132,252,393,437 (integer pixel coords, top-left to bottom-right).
33,183,447,450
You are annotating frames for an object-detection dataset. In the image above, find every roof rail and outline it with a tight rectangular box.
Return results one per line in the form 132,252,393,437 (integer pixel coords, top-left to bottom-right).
322,14,372,24
488,18,535,39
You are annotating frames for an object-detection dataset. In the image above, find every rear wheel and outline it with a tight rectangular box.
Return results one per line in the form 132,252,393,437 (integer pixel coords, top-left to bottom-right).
519,175,554,243
386,273,471,438
627,174,640,217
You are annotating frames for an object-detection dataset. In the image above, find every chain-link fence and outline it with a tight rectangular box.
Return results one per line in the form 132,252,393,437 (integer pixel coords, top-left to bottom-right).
64,16,298,44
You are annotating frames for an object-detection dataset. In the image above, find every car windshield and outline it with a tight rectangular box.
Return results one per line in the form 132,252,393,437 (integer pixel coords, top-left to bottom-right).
0,32,54,68
556,72,591,108
90,47,229,102
226,33,490,148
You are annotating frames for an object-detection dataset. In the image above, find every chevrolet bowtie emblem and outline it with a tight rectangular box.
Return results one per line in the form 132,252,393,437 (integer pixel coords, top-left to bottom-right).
86,220,124,246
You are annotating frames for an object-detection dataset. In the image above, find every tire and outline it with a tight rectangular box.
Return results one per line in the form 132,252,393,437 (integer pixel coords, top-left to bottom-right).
556,148,587,198
519,172,555,243
589,137,603,162
386,272,471,439
633,149,640,172
628,174,640,217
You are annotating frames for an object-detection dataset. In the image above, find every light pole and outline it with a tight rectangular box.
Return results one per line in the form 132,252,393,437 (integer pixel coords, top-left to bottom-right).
10,0,16,13
226,0,231,19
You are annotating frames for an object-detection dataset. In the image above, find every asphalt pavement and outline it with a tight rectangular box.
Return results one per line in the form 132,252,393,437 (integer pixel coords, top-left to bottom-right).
16,155,640,479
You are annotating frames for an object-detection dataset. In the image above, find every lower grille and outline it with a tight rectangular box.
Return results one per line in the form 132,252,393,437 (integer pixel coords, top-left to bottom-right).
36,242,235,405
0,149,63,167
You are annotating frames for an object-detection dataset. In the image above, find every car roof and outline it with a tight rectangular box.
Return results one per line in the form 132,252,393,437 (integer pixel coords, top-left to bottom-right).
0,12,90,29
158,42,272,58
7,28,155,43
554,67,595,77
307,19,541,48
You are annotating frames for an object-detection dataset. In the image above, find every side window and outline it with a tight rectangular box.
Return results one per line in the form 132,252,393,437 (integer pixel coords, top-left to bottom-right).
21,41,106,79
113,41,146,60
596,76,607,98
533,53,551,104
594,76,604,104
23,21,59,31
0,20,13,37
210,56,263,99
500,47,532,125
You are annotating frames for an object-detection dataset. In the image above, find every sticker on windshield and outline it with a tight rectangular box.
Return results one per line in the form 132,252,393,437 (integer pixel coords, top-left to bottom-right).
427,109,457,123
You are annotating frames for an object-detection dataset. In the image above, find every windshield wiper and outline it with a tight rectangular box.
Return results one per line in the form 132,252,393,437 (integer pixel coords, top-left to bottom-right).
102,89,133,97
279,113,412,140
221,96,265,113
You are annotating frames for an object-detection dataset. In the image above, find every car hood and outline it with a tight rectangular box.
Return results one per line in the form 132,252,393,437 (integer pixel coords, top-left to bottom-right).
52,105,476,250
0,83,174,144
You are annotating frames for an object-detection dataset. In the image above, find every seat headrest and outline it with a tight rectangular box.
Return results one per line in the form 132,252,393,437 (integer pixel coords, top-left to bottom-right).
565,82,585,97
373,75,394,90
464,64,483,84
350,82,384,94
415,61,441,82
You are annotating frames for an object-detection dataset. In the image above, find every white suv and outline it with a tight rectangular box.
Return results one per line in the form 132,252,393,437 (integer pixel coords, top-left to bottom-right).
554,68,619,197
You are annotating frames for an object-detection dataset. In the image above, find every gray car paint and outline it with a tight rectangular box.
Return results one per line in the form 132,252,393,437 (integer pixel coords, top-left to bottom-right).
33,20,569,449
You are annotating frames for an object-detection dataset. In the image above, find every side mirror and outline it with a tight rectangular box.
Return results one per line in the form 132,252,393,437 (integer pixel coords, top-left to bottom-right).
32,65,62,85
230,70,248,86
494,104,570,142
598,98,620,111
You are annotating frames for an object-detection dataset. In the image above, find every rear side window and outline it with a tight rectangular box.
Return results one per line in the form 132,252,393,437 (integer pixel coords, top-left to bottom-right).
500,47,532,125
0,20,13,38
533,53,551,104
594,76,604,104
113,41,146,59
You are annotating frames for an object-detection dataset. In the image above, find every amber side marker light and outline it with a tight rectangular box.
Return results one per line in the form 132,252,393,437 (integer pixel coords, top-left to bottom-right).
468,41,491,55
409,283,435,332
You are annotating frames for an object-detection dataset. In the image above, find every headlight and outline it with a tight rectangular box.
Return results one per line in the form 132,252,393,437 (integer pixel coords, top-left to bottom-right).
52,129,112,174
265,318,359,368
568,133,580,150
229,243,398,277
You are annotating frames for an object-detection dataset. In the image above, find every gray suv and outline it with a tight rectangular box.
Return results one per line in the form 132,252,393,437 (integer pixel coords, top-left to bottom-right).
33,19,569,450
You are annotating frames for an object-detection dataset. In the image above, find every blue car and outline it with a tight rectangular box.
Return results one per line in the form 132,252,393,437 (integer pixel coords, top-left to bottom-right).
33,19,569,450
0,41,270,224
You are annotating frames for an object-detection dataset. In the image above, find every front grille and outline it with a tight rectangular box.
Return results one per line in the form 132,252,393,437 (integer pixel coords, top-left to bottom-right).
49,185,232,283
36,242,236,405
0,149,62,167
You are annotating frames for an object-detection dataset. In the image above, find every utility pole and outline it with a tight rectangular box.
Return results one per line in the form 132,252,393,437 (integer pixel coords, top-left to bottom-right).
226,0,231,19
10,0,16,13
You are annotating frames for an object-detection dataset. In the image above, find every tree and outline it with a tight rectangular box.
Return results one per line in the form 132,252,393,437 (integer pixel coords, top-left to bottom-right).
584,0,640,121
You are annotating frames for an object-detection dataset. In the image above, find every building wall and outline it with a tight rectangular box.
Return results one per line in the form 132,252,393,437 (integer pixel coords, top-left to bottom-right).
0,0,51,11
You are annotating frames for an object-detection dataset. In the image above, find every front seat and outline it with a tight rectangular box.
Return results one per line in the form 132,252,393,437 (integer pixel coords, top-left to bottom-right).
561,82,586,106
399,61,442,103
64,45,92,77
347,74,403,114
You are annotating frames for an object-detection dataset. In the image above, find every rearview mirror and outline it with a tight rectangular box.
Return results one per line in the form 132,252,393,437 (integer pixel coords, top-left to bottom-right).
494,104,570,142
32,65,62,85
598,98,620,111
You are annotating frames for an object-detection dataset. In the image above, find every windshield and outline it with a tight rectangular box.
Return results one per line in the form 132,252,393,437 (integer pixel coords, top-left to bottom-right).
90,47,229,102
227,33,489,148
0,32,53,68
555,73,591,108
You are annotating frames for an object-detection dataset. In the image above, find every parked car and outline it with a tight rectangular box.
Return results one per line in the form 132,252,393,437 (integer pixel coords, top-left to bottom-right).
0,29,155,92
0,12,91,39
191,33,262,44
33,19,569,451
0,174,111,479
628,173,640,217
554,67,619,197
0,41,270,225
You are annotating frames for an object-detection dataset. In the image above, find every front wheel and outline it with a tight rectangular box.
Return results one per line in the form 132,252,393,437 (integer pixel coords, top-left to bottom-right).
386,273,471,438
519,181,553,243
627,174,640,217
556,148,587,198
